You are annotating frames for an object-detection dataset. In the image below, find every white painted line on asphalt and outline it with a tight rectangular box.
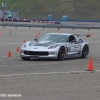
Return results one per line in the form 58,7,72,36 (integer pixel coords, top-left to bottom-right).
0,70,98,77
12,51,20,53
95,70,100,72
6,43,22,44
0,43,22,44
3,56,7,57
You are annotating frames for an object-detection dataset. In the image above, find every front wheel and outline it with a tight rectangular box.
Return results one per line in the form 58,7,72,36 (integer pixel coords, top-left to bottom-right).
58,46,66,61
81,45,89,58
21,57,30,61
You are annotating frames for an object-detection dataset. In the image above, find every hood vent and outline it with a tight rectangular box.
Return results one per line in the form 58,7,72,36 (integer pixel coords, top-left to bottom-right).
29,41,56,47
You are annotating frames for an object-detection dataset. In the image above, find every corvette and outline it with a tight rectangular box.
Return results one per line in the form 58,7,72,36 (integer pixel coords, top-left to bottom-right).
20,33,91,60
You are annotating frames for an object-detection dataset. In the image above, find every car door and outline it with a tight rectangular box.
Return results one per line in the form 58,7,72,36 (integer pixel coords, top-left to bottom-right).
66,35,81,56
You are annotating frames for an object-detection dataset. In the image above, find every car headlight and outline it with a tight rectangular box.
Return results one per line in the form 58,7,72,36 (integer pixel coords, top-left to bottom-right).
22,43,26,48
48,44,58,49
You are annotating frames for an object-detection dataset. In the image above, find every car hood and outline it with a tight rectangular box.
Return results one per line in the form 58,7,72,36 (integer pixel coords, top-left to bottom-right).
28,41,57,47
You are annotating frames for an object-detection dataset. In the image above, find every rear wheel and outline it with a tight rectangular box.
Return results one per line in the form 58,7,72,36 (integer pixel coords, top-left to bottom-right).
21,57,30,60
81,45,89,58
58,46,66,60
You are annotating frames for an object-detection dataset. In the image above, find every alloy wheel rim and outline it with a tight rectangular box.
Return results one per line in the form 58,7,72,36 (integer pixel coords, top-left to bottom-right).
60,48,65,59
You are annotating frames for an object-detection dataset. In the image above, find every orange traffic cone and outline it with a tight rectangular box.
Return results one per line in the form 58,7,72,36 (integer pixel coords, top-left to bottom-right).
24,39,26,43
0,34,2,37
86,58,95,71
16,46,20,52
38,32,40,35
10,30,12,34
58,28,60,30
35,34,38,38
89,34,93,37
8,50,12,57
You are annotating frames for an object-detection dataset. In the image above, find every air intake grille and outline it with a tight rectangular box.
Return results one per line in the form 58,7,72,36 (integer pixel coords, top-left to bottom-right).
24,51,49,56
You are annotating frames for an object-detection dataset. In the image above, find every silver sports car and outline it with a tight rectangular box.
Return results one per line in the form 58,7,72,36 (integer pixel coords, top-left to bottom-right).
20,33,90,60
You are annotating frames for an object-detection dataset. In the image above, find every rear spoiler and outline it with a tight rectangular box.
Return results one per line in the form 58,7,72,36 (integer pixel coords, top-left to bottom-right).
74,34,93,37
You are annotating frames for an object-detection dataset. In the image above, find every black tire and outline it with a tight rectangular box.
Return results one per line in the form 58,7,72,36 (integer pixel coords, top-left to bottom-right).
21,57,30,60
81,45,89,58
58,46,66,60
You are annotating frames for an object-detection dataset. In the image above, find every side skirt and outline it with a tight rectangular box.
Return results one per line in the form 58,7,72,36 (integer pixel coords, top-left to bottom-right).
65,53,80,59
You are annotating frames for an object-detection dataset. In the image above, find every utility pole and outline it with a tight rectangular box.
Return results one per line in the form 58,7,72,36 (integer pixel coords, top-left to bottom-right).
12,10,13,24
1,2,7,28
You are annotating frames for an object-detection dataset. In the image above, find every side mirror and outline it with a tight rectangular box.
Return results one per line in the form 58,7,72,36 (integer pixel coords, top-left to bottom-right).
71,40,77,43
78,39,83,43
34,38,38,41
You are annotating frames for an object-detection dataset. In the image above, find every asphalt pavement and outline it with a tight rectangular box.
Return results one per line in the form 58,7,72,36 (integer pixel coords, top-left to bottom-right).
0,27,100,100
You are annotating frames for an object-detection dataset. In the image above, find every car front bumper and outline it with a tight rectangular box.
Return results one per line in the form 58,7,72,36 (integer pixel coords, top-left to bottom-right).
20,50,58,59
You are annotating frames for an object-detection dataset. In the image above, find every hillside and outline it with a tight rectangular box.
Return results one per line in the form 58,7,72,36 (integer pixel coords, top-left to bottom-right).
0,0,100,20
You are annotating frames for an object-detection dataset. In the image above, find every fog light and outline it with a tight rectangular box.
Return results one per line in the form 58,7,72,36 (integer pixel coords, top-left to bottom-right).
49,52,55,54
21,50,24,53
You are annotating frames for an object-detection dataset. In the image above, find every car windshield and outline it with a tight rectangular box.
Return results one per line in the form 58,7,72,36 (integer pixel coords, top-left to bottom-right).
38,34,67,43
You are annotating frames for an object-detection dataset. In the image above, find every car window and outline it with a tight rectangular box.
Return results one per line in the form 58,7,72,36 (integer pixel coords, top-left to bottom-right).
69,35,76,42
38,34,67,43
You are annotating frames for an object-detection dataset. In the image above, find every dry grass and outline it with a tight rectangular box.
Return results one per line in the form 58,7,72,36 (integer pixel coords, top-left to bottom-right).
0,0,100,20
